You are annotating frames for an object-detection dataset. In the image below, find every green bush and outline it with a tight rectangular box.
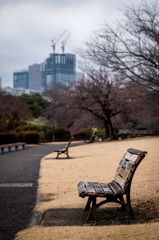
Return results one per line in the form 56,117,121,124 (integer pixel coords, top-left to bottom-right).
14,126,25,132
24,124,43,132
18,131,25,142
18,131,40,144
45,128,71,141
73,130,89,140
15,124,43,133
0,132,18,145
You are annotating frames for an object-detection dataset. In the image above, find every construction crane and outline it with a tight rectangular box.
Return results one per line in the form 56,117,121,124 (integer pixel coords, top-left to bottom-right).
51,30,67,54
61,32,70,54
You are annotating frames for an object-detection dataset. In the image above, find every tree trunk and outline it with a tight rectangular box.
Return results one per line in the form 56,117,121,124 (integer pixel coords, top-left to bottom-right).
104,119,116,140
108,119,116,140
104,121,109,139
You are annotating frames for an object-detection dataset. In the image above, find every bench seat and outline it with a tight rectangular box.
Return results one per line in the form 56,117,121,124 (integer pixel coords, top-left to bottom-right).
0,143,26,154
78,181,118,197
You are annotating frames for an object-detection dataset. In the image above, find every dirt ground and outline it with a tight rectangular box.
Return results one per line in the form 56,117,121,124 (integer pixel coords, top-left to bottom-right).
15,136,159,240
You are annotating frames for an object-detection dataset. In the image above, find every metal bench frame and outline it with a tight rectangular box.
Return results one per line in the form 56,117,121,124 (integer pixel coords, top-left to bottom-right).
78,148,148,224
54,138,73,159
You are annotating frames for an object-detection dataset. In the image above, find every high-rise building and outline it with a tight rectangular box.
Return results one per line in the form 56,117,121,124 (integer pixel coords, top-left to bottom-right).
13,70,28,89
28,63,45,91
45,53,76,90
13,53,76,92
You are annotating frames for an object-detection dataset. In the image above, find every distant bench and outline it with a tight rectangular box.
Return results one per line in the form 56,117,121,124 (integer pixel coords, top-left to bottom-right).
78,148,148,224
0,143,26,154
54,138,73,159
84,135,96,144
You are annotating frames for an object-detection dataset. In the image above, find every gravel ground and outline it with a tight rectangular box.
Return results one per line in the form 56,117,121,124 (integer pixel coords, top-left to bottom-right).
15,136,159,240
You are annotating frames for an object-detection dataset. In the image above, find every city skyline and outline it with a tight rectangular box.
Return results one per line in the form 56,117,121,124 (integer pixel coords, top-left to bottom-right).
0,0,154,88
13,52,76,93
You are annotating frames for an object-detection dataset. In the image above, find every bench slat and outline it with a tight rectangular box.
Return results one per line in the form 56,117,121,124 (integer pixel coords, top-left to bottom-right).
127,148,147,156
92,182,105,195
100,183,114,195
118,159,135,171
122,160,127,168
123,152,139,163
108,181,122,195
114,174,127,189
116,159,135,181
86,182,96,195
119,158,124,165
126,162,134,171
117,166,131,180
78,181,87,197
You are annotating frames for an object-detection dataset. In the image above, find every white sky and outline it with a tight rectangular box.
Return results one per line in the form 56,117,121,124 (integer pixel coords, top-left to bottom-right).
0,0,153,87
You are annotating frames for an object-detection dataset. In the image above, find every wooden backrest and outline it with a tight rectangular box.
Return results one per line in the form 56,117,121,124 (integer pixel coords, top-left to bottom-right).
89,135,95,143
113,148,148,191
65,138,73,150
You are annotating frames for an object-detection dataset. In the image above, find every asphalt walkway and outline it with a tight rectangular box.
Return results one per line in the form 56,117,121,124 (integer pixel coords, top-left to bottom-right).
0,142,83,240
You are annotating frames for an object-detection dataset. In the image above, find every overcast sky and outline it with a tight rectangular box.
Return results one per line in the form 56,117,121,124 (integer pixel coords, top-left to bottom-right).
0,0,153,88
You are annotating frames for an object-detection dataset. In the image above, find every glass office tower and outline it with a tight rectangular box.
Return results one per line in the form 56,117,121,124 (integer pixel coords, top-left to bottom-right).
13,70,28,89
28,63,45,91
45,53,76,90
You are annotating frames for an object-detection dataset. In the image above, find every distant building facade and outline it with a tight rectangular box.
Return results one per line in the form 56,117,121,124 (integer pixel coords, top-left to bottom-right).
28,63,45,91
2,86,41,96
13,70,28,89
13,53,78,92
45,53,76,90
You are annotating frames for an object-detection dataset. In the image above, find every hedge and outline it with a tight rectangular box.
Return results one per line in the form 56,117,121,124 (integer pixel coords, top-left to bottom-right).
45,128,71,141
18,131,40,144
15,124,43,133
73,130,89,140
0,132,18,145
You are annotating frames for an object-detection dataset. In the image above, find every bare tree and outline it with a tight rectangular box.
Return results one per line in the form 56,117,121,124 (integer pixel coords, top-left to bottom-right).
81,0,159,95
43,86,79,130
119,83,159,130
73,69,128,140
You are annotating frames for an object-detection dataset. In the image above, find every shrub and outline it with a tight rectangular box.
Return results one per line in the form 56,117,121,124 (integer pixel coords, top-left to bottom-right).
45,128,71,141
24,124,43,132
0,132,18,145
73,130,89,140
18,132,25,142
18,131,40,144
14,126,25,132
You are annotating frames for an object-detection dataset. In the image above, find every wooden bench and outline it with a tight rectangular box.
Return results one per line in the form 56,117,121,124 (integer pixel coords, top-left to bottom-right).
78,148,148,224
85,135,96,144
54,138,73,159
0,142,26,154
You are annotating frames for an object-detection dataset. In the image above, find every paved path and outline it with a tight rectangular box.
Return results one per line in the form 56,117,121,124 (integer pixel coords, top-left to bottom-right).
0,142,83,240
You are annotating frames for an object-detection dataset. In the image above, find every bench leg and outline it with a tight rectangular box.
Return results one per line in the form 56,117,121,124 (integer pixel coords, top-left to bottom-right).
125,188,134,219
117,195,127,211
56,151,69,159
84,196,92,211
84,195,132,224
66,151,69,158
85,197,98,224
